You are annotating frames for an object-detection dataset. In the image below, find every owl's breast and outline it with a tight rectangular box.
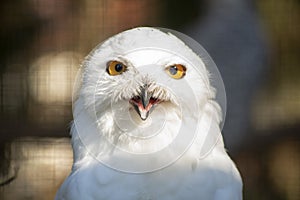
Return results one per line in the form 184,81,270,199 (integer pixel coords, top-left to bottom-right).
56,143,241,200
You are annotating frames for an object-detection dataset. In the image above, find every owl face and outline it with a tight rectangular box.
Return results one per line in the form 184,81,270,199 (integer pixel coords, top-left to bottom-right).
73,27,223,171
81,28,210,127
107,60,186,120
102,55,188,122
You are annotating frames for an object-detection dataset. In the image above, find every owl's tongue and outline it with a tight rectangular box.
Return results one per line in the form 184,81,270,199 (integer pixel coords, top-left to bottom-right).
130,97,160,120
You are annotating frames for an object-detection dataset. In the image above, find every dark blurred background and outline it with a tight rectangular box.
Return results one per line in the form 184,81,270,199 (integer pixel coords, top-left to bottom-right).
0,0,299,199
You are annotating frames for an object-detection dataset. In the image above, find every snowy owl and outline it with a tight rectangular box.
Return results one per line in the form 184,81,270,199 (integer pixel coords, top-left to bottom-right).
56,27,242,200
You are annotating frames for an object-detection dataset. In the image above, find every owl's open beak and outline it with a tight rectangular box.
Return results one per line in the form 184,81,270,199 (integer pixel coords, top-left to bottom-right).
129,85,161,120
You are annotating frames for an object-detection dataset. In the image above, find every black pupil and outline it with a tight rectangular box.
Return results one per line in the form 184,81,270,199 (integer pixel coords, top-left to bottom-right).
115,63,123,72
169,66,178,75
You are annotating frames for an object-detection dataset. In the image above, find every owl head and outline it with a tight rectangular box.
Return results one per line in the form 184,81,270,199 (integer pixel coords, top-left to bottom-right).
72,27,224,172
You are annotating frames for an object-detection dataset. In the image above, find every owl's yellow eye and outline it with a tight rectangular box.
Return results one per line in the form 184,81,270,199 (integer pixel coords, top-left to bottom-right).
165,64,186,79
106,61,127,76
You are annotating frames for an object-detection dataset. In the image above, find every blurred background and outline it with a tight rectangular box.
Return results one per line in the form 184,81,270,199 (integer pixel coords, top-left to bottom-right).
0,0,299,199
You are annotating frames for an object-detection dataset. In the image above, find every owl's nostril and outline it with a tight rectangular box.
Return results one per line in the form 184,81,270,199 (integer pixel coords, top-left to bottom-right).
132,96,140,101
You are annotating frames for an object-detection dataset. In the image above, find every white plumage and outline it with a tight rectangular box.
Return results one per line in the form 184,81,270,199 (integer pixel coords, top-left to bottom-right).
56,27,242,200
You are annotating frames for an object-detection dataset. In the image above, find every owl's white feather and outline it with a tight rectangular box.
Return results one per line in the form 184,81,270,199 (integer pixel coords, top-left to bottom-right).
56,27,242,200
